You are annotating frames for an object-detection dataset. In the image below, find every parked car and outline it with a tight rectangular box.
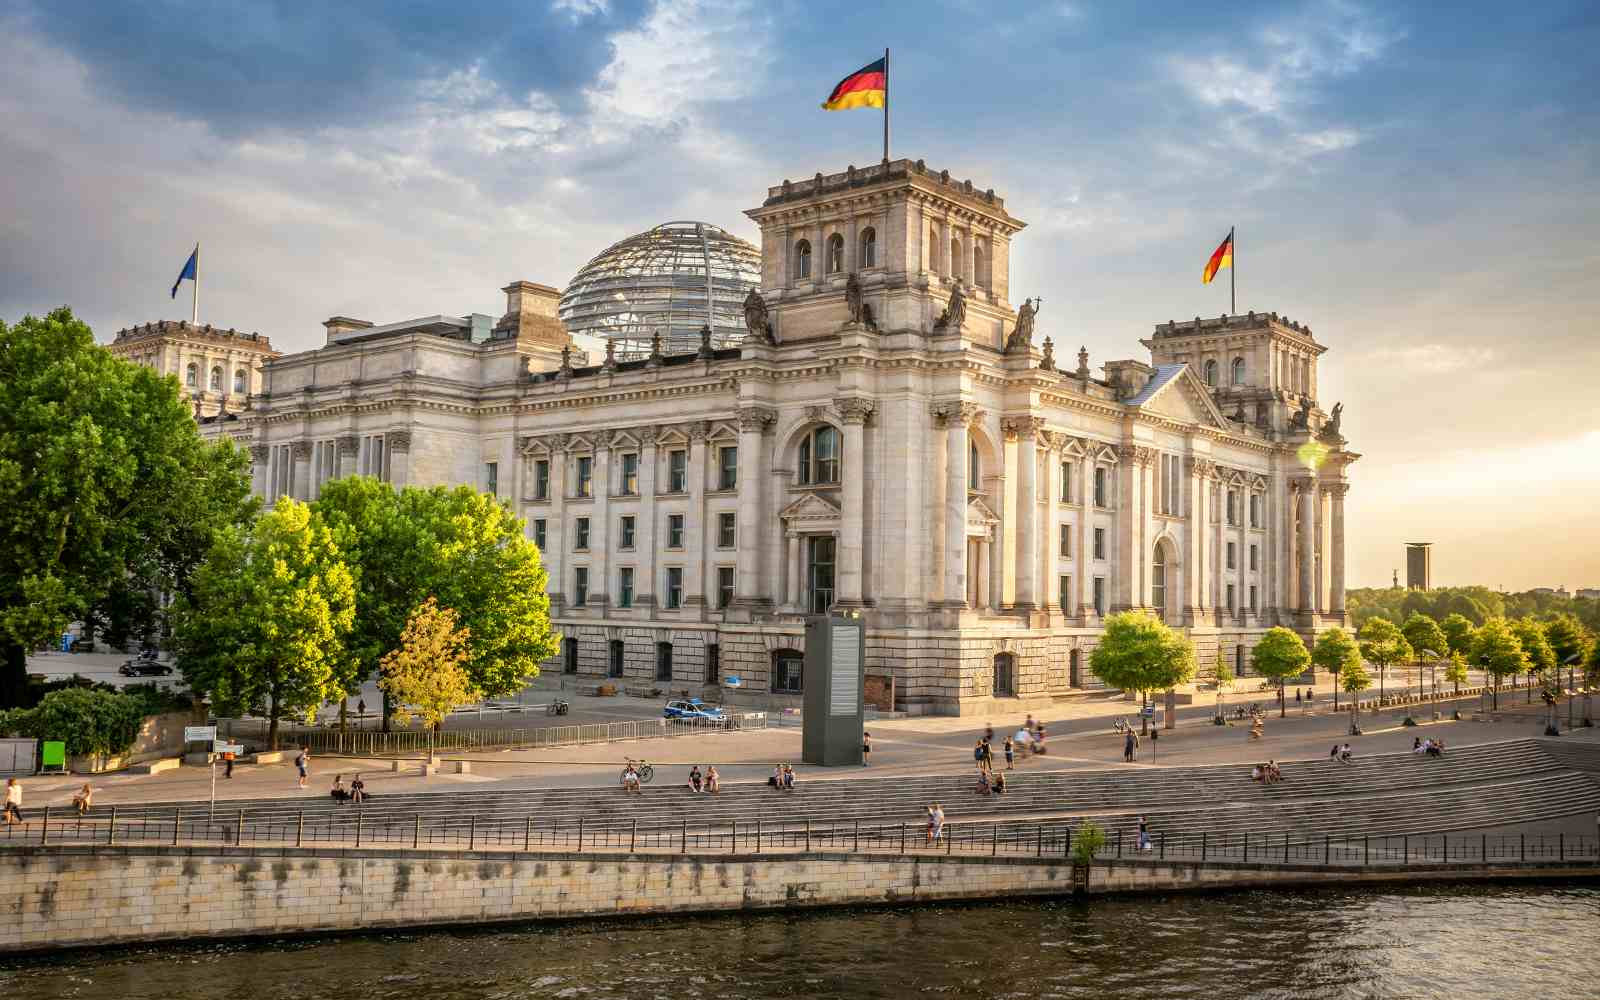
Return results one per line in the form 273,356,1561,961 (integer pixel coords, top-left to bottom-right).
119,658,173,677
68,637,95,653
663,698,725,722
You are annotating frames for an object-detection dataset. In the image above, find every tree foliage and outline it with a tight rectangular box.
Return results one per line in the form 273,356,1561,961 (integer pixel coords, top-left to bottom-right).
1472,617,1529,709
1439,613,1478,659
1312,628,1361,708
171,499,356,748
1510,619,1557,677
313,480,559,714
1340,656,1372,696
379,598,480,733
1347,585,1600,633
1541,613,1591,670
1252,627,1310,716
0,687,148,757
1357,617,1411,698
1444,651,1470,694
0,307,255,706
1088,612,1196,697
1401,613,1448,660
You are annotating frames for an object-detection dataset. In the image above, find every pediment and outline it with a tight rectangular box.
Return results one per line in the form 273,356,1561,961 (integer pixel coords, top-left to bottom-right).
1140,372,1229,429
967,494,1000,535
780,491,842,525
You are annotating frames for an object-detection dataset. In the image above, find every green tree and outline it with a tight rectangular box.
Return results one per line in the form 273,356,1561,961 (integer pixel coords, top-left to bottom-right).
1511,619,1557,705
1312,628,1361,711
1088,612,1195,734
1444,651,1469,698
1340,656,1373,730
1213,654,1234,722
0,686,147,758
1542,613,1592,695
1251,627,1311,718
1401,613,1448,699
1439,613,1478,660
313,479,559,728
1472,617,1529,711
171,500,356,748
1357,617,1412,708
379,597,480,761
0,308,254,706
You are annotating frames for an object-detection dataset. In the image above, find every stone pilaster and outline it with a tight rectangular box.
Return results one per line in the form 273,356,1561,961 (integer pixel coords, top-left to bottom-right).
834,396,874,607
291,441,312,501
1328,482,1348,617
732,407,775,613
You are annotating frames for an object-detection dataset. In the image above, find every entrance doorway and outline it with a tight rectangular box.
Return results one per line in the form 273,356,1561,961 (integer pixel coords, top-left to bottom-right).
994,653,1016,697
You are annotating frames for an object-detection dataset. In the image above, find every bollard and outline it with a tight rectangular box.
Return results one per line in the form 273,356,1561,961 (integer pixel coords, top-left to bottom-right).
108,806,118,846
236,809,244,847
40,805,49,845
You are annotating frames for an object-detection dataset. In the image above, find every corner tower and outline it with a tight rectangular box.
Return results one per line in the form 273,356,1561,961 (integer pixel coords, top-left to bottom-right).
744,159,1025,346
1141,311,1328,436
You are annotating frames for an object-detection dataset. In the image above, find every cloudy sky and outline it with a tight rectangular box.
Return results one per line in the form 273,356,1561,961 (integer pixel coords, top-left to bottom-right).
2,0,1596,591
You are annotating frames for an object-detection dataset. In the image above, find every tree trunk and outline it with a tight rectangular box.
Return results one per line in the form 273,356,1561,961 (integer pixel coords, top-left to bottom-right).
1279,680,1286,718
1379,665,1386,704
1,641,28,710
267,684,281,751
1140,691,1149,736
382,689,392,734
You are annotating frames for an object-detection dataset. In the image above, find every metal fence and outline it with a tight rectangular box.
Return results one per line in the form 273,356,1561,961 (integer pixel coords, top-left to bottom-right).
5,809,1595,869
217,714,768,757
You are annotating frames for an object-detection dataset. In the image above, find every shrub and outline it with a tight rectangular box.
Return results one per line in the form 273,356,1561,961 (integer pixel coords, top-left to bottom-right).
0,687,149,757
1071,820,1107,865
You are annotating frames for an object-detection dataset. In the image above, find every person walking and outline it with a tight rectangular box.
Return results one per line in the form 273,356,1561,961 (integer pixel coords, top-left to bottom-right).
1003,736,1015,770
931,803,945,846
295,748,310,789
861,731,871,766
1138,815,1152,852
223,751,235,779
1123,728,1136,763
4,777,23,825
980,738,994,770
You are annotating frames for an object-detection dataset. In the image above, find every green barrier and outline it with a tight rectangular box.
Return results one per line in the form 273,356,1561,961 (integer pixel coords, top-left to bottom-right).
41,741,66,772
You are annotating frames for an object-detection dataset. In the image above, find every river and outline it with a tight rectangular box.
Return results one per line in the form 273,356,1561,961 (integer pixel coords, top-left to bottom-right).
2,882,1595,999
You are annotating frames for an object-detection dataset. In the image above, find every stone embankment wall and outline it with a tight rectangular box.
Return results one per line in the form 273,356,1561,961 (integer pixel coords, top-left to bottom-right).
3,846,1593,954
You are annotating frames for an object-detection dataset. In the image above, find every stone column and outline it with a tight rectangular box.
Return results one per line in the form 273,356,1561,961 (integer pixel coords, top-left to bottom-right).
1185,458,1212,620
733,407,774,611
592,437,613,609
1295,479,1316,615
685,424,708,609
930,408,947,605
786,532,802,611
1329,482,1348,614
976,537,991,610
1115,445,1149,611
835,397,873,607
336,435,359,480
638,429,659,611
249,445,269,501
1010,417,1042,610
547,436,569,609
291,441,312,501
1212,479,1225,614
1042,433,1059,612
935,403,979,607
1077,451,1091,620
311,441,323,499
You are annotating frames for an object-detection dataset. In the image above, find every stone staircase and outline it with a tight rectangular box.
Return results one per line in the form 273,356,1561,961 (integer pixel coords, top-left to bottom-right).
65,739,1600,849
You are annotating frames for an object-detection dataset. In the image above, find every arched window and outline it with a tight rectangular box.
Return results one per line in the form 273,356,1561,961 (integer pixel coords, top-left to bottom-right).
950,237,963,280
797,425,840,485
859,227,877,268
974,241,987,289
1231,357,1246,386
1204,359,1218,386
929,224,940,272
993,653,1016,697
209,366,222,391
794,240,812,280
1152,545,1168,616
185,362,198,388
968,440,980,492
826,233,845,274
771,648,804,693
233,368,247,394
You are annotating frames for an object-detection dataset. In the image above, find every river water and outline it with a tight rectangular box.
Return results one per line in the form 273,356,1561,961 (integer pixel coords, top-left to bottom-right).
3,883,1596,999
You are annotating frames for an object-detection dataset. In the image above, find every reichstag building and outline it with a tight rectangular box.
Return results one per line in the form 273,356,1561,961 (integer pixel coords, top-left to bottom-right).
108,159,1357,716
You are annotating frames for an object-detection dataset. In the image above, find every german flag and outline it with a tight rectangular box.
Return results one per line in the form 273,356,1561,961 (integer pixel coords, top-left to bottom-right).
1202,229,1234,284
821,57,886,111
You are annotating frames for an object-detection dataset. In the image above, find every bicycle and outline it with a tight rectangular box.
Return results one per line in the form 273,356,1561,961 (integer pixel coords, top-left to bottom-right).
620,758,655,784
546,699,570,716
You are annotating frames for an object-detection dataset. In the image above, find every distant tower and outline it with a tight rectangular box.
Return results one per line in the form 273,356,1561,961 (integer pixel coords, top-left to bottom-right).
1405,543,1433,591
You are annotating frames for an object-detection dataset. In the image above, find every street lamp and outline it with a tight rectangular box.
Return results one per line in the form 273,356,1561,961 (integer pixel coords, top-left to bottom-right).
1561,652,1581,733
1421,648,1441,720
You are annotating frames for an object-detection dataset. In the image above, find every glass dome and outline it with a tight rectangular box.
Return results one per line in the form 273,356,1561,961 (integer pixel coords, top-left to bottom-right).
559,221,762,359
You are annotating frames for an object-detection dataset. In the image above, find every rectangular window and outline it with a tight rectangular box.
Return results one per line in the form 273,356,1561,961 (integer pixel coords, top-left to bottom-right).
655,641,673,681
1093,527,1106,560
618,567,634,608
573,567,589,606
485,461,498,497
576,456,593,497
1059,523,1072,558
532,518,547,551
718,446,738,490
772,652,804,694
1249,493,1260,528
1093,576,1106,616
534,459,550,500
717,566,736,609
667,514,684,549
1059,574,1072,610
1227,582,1236,612
621,453,638,496
608,639,624,678
563,637,578,674
717,512,736,549
1226,541,1236,570
1249,543,1258,571
668,449,687,492
808,535,836,613
705,644,720,685
1060,461,1073,502
1227,489,1238,526
665,568,683,609
1094,467,1107,507
620,515,636,550
574,516,590,551
1249,584,1258,612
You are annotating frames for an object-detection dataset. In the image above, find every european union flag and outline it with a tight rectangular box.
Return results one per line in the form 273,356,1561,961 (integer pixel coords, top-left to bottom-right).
171,246,198,299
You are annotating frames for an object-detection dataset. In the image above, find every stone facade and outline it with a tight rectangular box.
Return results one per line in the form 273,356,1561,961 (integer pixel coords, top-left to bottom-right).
165,157,1356,716
105,320,278,419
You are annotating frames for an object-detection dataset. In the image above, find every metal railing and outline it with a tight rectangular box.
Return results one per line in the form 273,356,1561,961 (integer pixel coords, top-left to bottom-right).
216,713,768,757
5,808,1595,869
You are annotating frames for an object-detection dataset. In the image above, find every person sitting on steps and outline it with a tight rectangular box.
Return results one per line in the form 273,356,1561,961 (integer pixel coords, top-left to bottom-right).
330,775,350,803
72,783,94,816
688,765,703,793
976,766,991,795
991,770,1007,795
349,774,367,803
705,766,720,793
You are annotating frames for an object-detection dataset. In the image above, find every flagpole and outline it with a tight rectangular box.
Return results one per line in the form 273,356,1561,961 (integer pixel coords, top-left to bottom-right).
1229,226,1235,316
192,243,200,326
882,47,890,163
